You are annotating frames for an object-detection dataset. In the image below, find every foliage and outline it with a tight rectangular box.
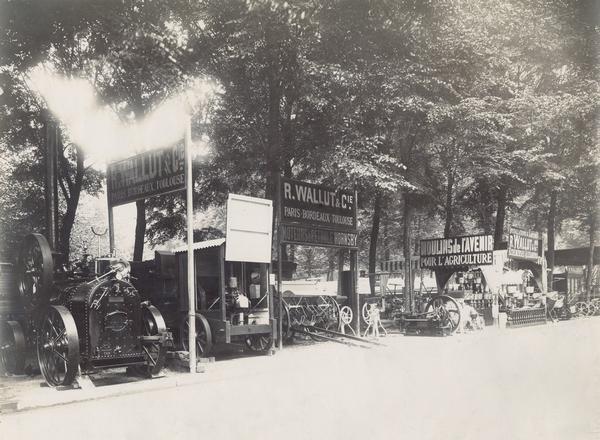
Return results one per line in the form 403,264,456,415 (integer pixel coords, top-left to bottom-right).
1,0,598,267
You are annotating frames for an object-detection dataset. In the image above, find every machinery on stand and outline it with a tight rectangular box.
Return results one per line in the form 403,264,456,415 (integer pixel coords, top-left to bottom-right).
398,294,462,336
274,288,382,348
275,293,340,343
277,176,362,347
0,233,171,386
132,194,277,357
132,237,277,356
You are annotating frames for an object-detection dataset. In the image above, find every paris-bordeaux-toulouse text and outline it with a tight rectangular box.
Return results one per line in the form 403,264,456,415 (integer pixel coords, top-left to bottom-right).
109,173,184,203
108,146,184,191
283,206,354,227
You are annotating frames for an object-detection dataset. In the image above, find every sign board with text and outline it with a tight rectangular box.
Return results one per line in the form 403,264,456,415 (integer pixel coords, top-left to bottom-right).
225,194,273,263
507,227,543,263
420,234,494,268
106,144,185,207
280,224,358,249
280,177,357,232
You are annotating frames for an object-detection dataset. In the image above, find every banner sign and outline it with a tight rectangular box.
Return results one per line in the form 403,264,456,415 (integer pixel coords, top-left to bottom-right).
507,227,543,262
280,224,358,249
420,234,494,268
107,144,185,207
280,177,357,232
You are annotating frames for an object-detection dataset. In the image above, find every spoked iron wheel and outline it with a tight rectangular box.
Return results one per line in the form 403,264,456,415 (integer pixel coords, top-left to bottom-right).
18,233,54,311
245,334,273,353
275,297,294,343
37,306,79,387
132,304,167,377
586,302,596,317
0,321,26,375
339,305,356,335
362,302,376,326
425,295,461,333
180,313,213,358
323,296,341,331
575,302,589,318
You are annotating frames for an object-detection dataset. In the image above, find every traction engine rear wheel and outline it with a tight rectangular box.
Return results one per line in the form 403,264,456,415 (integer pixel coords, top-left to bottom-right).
37,306,79,387
0,321,26,375
17,233,54,312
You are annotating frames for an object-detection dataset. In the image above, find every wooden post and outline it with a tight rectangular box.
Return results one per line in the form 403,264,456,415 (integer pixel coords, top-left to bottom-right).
107,206,115,256
350,249,359,335
278,243,283,350
44,115,59,251
219,246,226,320
541,234,548,295
337,250,344,297
185,116,197,373
276,174,283,350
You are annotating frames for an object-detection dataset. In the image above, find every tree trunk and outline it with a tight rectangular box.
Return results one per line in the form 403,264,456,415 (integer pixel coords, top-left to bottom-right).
327,250,336,281
403,192,414,313
58,145,85,264
383,213,390,261
368,192,382,295
586,213,596,301
133,198,146,261
265,27,282,259
547,191,557,289
444,170,455,237
494,186,507,249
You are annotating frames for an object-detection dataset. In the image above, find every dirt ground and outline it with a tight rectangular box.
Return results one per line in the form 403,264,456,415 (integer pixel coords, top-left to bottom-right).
1,318,599,440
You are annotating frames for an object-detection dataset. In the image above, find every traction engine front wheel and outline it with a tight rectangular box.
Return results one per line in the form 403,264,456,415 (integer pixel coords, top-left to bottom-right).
37,305,79,387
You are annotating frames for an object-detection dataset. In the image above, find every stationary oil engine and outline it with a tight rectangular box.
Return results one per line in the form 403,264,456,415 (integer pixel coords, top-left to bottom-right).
3,233,171,386
398,294,462,336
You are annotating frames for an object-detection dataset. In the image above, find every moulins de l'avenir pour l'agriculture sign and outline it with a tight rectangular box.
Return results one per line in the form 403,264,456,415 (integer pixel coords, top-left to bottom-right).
279,177,358,248
107,144,185,207
420,234,494,269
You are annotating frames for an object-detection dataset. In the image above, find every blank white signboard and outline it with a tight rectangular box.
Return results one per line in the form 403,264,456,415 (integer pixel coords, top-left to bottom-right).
225,193,273,263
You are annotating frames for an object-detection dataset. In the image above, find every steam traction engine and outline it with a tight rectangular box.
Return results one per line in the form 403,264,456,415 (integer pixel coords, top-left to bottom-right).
1,233,170,386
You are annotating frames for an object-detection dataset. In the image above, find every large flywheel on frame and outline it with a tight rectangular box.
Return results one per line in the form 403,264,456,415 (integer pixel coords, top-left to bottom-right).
17,233,54,311
424,295,462,333
132,304,168,377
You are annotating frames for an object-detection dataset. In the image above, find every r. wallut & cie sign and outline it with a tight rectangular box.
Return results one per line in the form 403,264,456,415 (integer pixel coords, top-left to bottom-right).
106,144,185,207
279,177,358,249
507,227,543,263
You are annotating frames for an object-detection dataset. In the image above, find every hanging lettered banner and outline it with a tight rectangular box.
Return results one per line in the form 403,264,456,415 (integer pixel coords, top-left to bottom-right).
419,234,494,268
